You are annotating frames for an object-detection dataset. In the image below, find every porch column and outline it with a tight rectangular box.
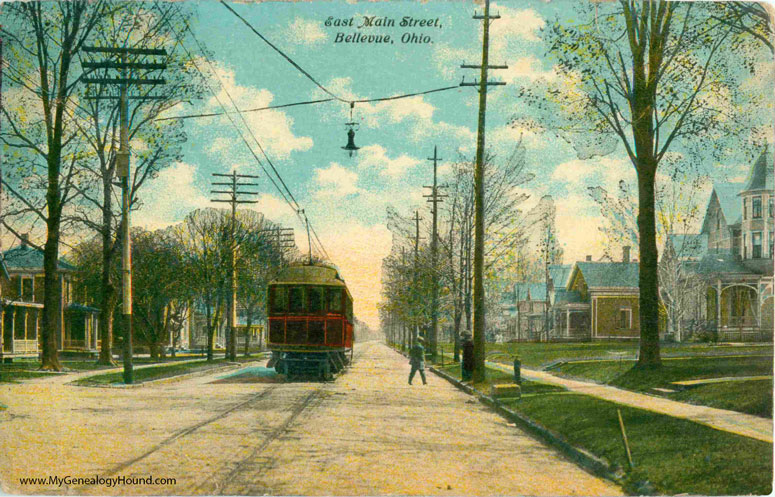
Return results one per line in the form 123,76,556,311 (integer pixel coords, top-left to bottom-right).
566,309,570,336
716,279,722,327
34,309,40,342
10,308,15,353
23,309,28,340
0,308,4,353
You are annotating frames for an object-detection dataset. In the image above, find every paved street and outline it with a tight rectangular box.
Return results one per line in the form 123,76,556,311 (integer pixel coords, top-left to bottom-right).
0,342,621,496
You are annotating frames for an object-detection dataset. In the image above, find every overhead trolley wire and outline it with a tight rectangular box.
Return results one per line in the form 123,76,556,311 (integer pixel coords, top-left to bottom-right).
177,20,332,261
219,0,460,105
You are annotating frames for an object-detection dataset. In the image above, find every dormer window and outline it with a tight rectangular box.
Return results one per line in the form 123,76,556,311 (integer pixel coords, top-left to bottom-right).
752,196,762,219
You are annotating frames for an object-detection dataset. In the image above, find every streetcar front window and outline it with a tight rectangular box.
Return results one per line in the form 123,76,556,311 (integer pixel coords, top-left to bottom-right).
308,287,324,314
327,288,342,314
270,286,288,314
289,286,305,313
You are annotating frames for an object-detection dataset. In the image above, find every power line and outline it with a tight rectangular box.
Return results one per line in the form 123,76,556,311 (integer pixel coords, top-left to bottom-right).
174,20,331,262
154,97,334,122
219,0,460,106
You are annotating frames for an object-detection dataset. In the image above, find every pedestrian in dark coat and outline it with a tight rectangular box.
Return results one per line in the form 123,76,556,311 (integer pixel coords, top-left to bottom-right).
408,337,427,385
461,332,474,382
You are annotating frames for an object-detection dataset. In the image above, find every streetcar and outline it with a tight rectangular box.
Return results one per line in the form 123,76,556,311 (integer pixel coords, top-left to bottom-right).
266,263,354,379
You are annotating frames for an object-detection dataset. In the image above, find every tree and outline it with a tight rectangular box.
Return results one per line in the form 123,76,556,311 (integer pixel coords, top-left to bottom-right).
1,1,110,370
175,208,231,362
514,1,753,367
131,227,190,359
69,1,202,365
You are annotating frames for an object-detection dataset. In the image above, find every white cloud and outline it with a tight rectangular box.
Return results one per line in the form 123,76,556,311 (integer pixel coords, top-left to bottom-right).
551,158,597,184
285,18,327,46
357,144,421,179
203,62,313,160
134,161,210,230
314,163,362,197
491,4,546,45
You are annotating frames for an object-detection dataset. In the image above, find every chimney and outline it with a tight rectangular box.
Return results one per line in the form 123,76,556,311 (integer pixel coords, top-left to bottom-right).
20,233,29,249
623,246,631,263
585,255,592,262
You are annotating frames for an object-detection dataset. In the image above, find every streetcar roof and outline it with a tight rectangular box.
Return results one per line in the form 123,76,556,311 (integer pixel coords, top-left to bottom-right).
270,264,353,299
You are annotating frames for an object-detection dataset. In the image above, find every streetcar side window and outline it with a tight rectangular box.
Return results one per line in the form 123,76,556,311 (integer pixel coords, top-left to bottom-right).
289,286,305,313
327,288,342,314
308,287,324,314
346,297,353,321
270,286,287,314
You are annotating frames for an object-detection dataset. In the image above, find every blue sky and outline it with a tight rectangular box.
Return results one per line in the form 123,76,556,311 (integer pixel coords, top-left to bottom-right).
134,0,773,327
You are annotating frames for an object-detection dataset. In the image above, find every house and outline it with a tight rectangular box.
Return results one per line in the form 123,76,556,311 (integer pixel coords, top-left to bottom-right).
512,282,549,340
562,247,640,340
0,236,100,360
674,148,774,341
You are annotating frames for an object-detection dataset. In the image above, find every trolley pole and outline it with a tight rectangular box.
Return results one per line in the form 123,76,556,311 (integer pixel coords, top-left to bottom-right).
211,171,259,362
423,146,447,361
82,46,168,384
461,0,507,382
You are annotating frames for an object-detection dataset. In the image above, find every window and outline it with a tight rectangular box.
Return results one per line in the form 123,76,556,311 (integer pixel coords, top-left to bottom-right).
744,198,748,220
771,231,774,258
770,197,774,218
716,215,720,231
21,277,33,301
308,287,324,314
752,232,762,259
618,308,632,329
743,233,747,259
270,286,288,314
288,287,305,313
327,288,343,314
753,196,762,219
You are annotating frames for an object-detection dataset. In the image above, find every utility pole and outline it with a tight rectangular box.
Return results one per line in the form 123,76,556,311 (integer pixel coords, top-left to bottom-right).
82,46,167,384
401,247,408,352
423,146,446,361
412,210,423,347
461,0,507,382
258,226,294,266
544,225,553,342
211,171,259,362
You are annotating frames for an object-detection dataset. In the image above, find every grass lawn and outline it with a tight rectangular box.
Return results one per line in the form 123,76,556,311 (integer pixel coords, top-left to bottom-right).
438,341,773,368
667,379,773,418
550,355,773,417
425,348,773,495
503,393,773,496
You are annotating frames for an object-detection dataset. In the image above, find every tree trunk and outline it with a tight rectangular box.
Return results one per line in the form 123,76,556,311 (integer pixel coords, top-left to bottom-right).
637,168,662,367
41,213,62,371
243,311,253,358
97,187,117,365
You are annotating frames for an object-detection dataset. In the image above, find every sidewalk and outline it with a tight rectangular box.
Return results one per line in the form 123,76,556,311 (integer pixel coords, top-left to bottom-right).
486,360,773,443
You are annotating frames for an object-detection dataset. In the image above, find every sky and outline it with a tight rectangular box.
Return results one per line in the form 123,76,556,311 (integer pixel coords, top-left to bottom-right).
129,0,773,329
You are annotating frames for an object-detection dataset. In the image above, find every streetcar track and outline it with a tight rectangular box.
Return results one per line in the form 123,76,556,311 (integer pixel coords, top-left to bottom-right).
73,343,370,494
84,385,279,487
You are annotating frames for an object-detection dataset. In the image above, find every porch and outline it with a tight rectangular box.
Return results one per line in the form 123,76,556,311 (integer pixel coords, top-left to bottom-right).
704,278,774,342
0,301,42,358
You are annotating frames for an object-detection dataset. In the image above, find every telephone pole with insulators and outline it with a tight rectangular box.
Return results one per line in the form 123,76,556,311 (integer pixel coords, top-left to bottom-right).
460,0,508,382
82,45,168,384
423,146,447,361
211,171,259,362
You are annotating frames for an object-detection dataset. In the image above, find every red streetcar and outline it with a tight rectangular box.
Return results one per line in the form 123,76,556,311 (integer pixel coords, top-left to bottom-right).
267,263,354,379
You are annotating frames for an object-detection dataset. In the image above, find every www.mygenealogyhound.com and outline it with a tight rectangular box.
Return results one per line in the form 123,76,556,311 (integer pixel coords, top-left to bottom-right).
19,475,177,488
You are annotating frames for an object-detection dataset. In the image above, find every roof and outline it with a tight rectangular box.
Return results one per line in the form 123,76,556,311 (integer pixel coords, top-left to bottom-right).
270,264,351,299
712,182,745,225
514,282,547,301
2,244,75,272
691,252,751,275
573,261,640,289
548,264,571,289
666,234,708,261
554,289,583,304
741,147,774,193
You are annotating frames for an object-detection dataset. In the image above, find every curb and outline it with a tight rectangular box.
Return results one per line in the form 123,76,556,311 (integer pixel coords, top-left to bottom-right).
429,365,626,489
72,361,261,389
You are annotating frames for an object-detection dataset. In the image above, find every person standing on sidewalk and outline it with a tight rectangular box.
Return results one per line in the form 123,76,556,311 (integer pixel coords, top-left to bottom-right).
408,337,427,385
461,331,474,382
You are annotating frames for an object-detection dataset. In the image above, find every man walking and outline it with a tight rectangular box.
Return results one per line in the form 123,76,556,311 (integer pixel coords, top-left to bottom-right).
461,331,474,382
408,336,427,385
